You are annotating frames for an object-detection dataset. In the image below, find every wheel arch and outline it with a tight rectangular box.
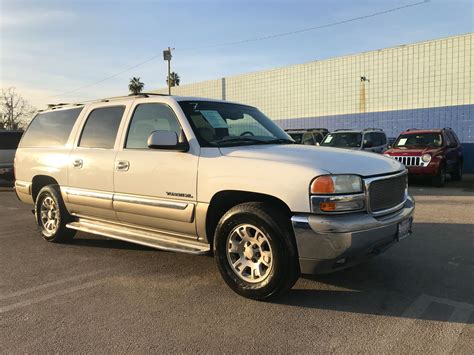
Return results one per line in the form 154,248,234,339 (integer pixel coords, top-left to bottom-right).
204,190,292,245
31,175,60,202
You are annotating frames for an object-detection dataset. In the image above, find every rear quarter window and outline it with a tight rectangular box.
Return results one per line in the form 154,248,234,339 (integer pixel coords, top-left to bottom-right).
0,131,23,150
19,107,84,148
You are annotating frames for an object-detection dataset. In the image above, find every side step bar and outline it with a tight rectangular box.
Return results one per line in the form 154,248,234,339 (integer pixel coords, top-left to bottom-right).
66,219,210,255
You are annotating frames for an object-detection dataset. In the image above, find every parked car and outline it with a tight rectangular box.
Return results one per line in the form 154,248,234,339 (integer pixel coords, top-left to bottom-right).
14,94,414,300
320,128,389,153
285,128,328,145
384,128,463,187
0,130,23,186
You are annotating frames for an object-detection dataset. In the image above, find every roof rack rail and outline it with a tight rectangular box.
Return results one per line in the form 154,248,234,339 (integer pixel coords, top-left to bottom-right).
363,128,383,131
405,128,419,131
334,128,353,132
443,127,453,130
46,102,84,110
100,92,170,103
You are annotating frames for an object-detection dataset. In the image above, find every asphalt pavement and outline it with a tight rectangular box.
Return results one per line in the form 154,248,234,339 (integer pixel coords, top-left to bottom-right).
1,177,473,353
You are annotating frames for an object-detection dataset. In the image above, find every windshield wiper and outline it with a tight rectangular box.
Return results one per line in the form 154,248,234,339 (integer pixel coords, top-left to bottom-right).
212,137,269,146
264,138,295,144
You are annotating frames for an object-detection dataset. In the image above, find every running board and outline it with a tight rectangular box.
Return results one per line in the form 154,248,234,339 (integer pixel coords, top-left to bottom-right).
66,219,210,255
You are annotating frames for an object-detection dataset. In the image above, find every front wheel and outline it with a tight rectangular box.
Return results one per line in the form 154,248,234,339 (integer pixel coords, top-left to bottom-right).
432,165,446,187
35,185,76,243
214,202,299,300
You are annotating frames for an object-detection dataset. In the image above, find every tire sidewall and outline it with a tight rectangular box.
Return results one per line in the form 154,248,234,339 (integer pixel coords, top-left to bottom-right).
214,207,293,299
35,186,64,241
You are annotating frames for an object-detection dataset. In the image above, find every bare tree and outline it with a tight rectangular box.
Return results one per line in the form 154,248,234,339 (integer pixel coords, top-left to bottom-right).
0,87,36,130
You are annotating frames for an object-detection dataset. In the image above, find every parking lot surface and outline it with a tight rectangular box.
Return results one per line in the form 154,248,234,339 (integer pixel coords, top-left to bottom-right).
1,178,473,353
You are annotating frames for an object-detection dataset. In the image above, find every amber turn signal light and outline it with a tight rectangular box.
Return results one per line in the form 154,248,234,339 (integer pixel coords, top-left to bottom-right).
319,202,337,211
311,176,335,194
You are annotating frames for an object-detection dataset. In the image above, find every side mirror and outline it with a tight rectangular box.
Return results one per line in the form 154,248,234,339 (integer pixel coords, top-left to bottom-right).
147,131,189,151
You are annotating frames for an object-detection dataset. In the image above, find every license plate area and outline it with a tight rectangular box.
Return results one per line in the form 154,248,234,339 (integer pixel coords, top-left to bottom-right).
397,218,412,241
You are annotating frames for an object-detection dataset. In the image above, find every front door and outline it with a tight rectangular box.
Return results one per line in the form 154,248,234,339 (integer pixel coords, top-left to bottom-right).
66,103,129,220
113,102,199,237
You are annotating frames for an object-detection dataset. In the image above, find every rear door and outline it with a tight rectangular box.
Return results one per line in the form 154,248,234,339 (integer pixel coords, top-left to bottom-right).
113,100,199,237
66,102,131,221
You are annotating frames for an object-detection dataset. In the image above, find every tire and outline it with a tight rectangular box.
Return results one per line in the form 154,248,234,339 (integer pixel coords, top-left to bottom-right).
214,202,300,300
35,185,76,243
451,162,463,181
432,165,446,187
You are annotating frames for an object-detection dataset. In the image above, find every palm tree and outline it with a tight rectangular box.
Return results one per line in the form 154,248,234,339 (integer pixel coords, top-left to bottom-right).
129,77,144,95
166,72,180,87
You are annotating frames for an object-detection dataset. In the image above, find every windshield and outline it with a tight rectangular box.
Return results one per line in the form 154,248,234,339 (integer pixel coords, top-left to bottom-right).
320,132,362,148
178,101,293,147
394,133,443,148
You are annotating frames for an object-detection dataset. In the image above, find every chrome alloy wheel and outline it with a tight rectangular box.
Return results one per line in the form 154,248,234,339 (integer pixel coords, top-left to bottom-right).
226,224,274,283
40,196,60,236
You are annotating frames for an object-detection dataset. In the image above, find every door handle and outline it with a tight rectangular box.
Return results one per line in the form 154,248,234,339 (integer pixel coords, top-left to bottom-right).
116,160,130,172
73,159,83,168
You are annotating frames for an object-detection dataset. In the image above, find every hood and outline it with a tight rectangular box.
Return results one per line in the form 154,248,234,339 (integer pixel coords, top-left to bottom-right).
219,144,403,177
386,146,443,156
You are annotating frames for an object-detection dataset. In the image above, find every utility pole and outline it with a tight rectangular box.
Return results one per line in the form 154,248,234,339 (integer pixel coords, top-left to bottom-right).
163,47,173,95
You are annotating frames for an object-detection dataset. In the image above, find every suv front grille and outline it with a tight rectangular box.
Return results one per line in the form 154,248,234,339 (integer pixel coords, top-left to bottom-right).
368,173,407,214
393,156,423,167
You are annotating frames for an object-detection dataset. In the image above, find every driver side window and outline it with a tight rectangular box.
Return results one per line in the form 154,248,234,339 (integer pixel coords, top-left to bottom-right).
125,104,182,149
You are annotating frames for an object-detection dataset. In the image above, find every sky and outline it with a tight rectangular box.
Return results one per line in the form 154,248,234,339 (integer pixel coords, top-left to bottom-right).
0,0,472,109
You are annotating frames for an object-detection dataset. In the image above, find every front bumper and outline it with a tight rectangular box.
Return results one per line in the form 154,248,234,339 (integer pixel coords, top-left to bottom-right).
291,196,415,274
407,164,439,176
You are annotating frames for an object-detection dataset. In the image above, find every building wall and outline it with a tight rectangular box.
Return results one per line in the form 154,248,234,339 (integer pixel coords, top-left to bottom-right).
154,33,474,171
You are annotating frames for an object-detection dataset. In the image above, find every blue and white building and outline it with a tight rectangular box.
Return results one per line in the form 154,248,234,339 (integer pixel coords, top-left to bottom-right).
155,33,473,172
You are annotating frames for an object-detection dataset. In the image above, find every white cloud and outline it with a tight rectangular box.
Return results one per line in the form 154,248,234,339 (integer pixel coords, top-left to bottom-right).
0,9,73,28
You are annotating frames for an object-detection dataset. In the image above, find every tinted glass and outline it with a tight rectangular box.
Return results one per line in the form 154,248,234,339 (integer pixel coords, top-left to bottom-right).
302,132,315,145
394,133,443,148
126,104,182,149
19,107,83,148
321,132,362,148
0,131,23,150
178,101,291,147
288,133,303,143
79,106,125,149
445,131,458,147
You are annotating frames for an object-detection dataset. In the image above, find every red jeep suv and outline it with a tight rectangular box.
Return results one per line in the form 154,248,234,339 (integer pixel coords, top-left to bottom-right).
384,128,463,187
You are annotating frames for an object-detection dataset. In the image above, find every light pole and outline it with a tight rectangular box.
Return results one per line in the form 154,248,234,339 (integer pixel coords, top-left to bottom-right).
163,47,173,95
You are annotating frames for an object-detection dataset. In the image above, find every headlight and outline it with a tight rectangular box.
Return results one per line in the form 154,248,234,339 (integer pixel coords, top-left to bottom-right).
422,154,431,163
311,175,363,194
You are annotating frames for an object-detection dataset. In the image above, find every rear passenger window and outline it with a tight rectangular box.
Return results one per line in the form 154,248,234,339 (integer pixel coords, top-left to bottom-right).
125,104,181,149
79,106,125,149
0,132,23,150
19,107,83,148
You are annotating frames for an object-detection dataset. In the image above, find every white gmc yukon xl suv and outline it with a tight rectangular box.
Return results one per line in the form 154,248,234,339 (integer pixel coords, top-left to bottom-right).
14,94,414,300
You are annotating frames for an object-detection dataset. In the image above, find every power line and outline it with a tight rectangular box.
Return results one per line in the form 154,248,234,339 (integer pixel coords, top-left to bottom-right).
46,0,430,99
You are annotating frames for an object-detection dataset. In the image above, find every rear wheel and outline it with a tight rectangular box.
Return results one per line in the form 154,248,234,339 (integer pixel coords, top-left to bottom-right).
35,185,76,243
432,165,446,187
214,202,299,300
